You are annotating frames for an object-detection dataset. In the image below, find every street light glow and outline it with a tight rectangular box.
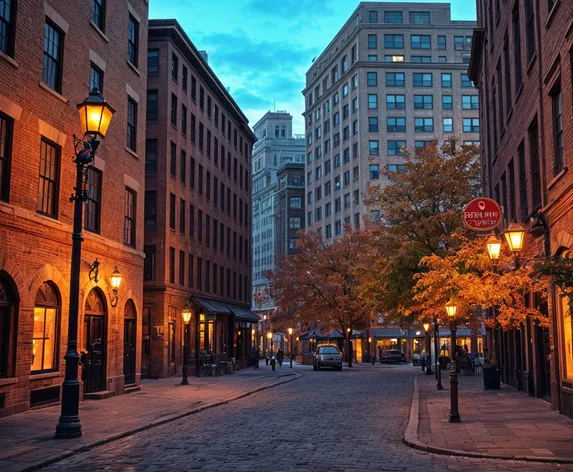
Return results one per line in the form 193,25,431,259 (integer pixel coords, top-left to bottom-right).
445,301,457,318
486,234,502,260
504,222,526,252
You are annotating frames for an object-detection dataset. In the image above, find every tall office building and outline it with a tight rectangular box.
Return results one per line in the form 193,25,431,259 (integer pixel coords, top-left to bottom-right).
144,20,258,375
303,2,479,236
251,112,305,317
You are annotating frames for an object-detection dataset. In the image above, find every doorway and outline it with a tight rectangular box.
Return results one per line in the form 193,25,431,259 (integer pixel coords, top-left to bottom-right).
123,300,137,385
83,289,107,393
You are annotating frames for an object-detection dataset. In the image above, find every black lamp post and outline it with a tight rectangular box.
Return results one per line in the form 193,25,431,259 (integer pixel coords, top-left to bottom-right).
446,300,461,422
434,317,443,390
423,323,432,375
56,89,115,439
181,304,192,385
288,328,294,368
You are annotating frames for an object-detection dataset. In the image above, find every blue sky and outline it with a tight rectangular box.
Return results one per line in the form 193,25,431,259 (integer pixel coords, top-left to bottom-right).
149,1,477,134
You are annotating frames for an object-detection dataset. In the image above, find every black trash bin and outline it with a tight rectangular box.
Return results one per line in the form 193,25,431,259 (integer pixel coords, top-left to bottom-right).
483,366,501,389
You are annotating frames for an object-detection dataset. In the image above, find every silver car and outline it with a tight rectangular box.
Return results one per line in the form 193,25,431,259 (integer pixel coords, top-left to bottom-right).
313,345,343,371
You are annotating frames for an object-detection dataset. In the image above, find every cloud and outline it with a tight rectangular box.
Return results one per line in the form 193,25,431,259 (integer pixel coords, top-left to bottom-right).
245,0,335,18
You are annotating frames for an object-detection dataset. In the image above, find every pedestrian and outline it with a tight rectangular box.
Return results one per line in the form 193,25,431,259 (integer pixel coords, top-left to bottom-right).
265,350,269,366
277,348,284,367
255,347,260,368
421,350,427,371
378,347,383,364
270,355,276,371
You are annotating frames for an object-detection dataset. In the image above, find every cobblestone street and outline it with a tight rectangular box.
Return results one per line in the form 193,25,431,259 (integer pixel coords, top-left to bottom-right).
41,365,573,471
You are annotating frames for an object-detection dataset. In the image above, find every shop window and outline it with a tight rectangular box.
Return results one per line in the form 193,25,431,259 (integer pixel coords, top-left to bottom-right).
32,282,60,373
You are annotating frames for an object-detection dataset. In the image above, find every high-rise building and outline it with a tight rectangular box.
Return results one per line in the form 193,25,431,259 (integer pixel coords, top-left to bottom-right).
251,112,305,316
0,0,148,417
303,2,479,236
275,163,306,260
144,20,258,375
469,0,573,418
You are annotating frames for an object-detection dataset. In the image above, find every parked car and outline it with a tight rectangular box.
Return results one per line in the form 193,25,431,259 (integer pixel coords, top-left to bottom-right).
380,349,406,364
412,353,421,366
313,345,343,371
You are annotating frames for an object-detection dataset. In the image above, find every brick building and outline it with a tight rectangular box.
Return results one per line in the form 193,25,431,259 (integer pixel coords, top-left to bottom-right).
0,0,148,417
469,0,573,418
303,2,479,238
143,20,257,378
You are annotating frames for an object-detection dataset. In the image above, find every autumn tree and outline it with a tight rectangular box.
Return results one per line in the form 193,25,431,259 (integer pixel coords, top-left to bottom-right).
412,236,548,330
365,140,481,317
269,225,384,366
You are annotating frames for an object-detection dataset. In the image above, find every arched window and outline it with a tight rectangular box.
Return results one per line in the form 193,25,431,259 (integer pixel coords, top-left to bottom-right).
0,272,18,378
32,282,60,373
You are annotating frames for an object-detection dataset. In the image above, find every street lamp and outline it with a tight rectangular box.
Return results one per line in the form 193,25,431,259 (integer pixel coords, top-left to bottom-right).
56,88,115,439
486,234,502,261
434,316,443,390
423,322,432,375
267,332,273,353
288,328,294,368
504,222,527,252
446,301,461,423
181,303,193,385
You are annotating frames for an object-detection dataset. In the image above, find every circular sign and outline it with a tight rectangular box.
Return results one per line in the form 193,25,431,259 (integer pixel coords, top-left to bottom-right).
463,198,502,231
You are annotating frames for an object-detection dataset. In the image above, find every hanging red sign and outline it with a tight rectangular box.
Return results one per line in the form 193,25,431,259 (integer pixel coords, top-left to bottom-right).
462,198,502,231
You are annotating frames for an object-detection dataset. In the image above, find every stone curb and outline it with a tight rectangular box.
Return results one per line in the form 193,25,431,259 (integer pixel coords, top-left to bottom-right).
402,371,573,465
21,371,302,472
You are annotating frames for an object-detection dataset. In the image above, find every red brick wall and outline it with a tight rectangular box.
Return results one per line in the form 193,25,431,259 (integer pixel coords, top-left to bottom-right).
143,21,255,378
0,0,148,416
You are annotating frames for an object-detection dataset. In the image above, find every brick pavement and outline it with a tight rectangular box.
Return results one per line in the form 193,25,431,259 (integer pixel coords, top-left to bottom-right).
36,364,573,471
413,370,573,462
0,363,299,472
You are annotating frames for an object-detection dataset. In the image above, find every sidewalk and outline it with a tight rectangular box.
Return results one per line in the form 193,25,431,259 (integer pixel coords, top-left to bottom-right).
405,370,573,464
0,362,300,472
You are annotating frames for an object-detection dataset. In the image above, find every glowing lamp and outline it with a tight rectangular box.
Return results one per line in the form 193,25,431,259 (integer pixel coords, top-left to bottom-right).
288,328,293,335
486,234,502,261
110,267,122,289
182,307,192,324
445,301,457,318
504,222,526,252
77,88,115,138
267,332,273,340
423,323,430,332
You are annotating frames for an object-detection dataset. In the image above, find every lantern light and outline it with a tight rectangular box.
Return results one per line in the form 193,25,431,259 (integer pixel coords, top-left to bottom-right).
110,266,122,289
288,328,293,335
267,332,273,339
77,88,115,138
445,300,457,318
504,222,527,253
423,323,430,332
486,234,502,261
182,306,192,324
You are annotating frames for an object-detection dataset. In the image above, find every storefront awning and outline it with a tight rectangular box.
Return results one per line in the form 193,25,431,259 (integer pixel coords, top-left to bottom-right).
194,297,232,314
227,303,261,322
299,329,324,340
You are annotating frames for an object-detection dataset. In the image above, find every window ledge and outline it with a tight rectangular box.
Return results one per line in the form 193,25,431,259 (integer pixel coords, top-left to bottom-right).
125,146,140,159
127,60,141,77
38,82,69,104
545,0,561,29
34,211,63,226
0,377,18,387
547,167,568,190
30,371,62,380
0,50,19,68
526,53,537,75
90,21,110,43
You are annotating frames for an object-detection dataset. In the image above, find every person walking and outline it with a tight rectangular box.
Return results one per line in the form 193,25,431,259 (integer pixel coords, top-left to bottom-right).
277,348,284,367
421,350,427,372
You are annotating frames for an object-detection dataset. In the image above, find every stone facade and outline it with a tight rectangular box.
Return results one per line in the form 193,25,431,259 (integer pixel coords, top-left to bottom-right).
0,0,148,417
143,20,257,378
303,2,479,237
251,111,305,315
469,0,573,417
